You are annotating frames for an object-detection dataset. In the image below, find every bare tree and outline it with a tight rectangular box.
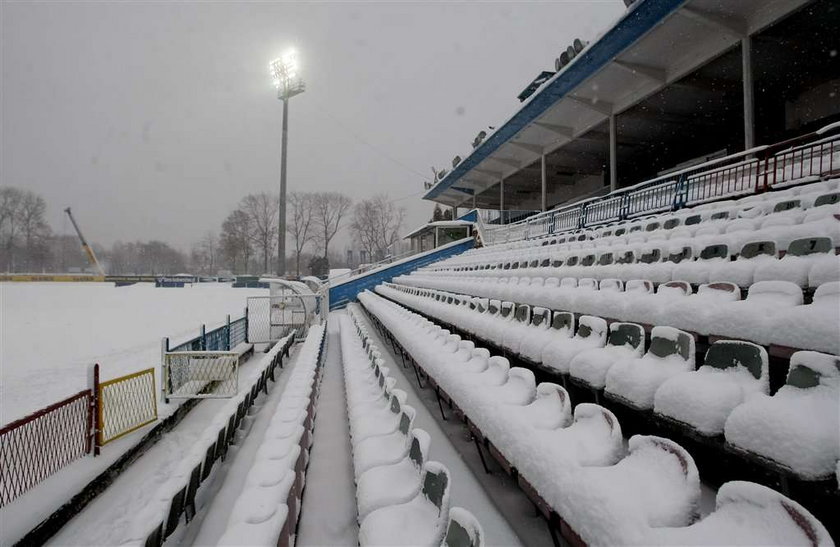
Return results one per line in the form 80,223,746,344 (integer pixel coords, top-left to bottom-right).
288,192,315,278
191,232,219,275
220,208,253,274
240,193,278,274
312,192,352,259
0,187,24,271
350,194,405,262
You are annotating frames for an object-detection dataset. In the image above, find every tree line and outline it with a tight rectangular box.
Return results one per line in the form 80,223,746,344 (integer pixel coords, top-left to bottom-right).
0,185,406,278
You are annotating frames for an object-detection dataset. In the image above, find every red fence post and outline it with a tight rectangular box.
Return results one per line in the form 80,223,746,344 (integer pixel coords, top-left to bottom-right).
92,363,100,456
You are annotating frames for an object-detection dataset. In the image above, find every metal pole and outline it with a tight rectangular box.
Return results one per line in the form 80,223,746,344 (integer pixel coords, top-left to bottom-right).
742,36,755,149
278,97,289,277
499,178,505,224
609,114,618,192
540,154,547,211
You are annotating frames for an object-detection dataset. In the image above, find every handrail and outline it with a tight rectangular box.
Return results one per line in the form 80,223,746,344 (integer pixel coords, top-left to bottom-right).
475,123,839,246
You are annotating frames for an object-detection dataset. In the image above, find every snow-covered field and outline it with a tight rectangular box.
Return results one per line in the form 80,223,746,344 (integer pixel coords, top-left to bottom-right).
1,282,267,424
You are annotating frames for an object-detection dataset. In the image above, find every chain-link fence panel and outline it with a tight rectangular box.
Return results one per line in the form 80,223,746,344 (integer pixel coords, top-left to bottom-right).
0,390,92,506
247,295,321,343
97,368,157,445
164,351,238,399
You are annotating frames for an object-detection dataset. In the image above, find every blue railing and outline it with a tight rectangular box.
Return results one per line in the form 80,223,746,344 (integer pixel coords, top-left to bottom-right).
170,315,248,352
482,125,839,245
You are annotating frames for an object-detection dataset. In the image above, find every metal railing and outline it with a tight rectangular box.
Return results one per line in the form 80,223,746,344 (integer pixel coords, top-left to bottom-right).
170,314,247,353
480,124,839,246
96,366,157,446
0,390,93,506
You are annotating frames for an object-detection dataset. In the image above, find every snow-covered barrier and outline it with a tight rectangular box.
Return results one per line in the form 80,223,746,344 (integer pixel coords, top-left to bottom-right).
340,311,484,547
216,325,326,547
122,332,299,547
358,290,834,546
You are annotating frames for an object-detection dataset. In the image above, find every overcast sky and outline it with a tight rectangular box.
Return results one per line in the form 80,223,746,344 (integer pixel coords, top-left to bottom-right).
2,1,623,251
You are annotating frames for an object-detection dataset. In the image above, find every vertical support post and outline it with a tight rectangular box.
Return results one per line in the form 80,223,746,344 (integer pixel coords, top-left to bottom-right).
472,193,476,209
161,337,170,404
499,178,505,224
244,306,249,344
226,314,231,350
434,226,439,248
609,114,618,192
742,36,755,150
200,324,207,351
540,154,548,211
278,98,289,277
90,363,100,456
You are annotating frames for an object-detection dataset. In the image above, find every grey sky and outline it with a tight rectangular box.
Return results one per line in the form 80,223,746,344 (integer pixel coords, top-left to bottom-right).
2,1,622,250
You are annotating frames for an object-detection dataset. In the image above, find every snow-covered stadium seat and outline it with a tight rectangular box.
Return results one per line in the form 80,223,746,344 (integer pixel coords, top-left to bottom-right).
358,462,451,547
541,315,608,375
569,322,646,391
604,326,695,410
724,350,840,480
443,507,484,547
519,310,573,363
654,340,769,436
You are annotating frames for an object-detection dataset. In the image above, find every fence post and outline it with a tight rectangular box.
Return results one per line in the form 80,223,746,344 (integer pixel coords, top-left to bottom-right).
161,337,169,404
226,314,231,350
201,324,207,351
91,363,100,456
244,306,249,344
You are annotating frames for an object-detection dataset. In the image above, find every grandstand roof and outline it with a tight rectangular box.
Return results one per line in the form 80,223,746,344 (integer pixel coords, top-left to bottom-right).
424,0,813,208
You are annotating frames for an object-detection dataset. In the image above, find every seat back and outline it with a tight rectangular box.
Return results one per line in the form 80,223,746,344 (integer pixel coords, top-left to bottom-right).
626,279,654,294
514,304,531,324
699,282,741,301
560,277,578,289
487,300,501,315
667,246,693,264
444,508,484,547
500,301,515,320
704,340,767,381
740,240,777,259
577,316,607,342
773,199,800,212
700,243,729,260
551,311,574,333
599,278,624,292
609,323,644,350
398,407,416,435
814,191,840,207
788,237,832,257
648,327,694,363
640,248,661,264
786,351,840,389
421,462,451,514
661,280,692,295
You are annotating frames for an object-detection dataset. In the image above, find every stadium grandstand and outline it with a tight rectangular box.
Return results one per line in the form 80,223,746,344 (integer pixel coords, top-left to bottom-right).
6,1,839,546
340,0,840,544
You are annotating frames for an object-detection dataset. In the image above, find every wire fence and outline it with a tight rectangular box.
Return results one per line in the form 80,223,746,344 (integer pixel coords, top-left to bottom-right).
0,390,93,507
97,367,157,446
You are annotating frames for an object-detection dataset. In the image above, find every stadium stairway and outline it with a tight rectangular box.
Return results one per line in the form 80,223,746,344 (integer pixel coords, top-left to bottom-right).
328,238,475,310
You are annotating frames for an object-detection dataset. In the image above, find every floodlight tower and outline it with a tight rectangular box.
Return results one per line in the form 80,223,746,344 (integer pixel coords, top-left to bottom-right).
270,49,305,277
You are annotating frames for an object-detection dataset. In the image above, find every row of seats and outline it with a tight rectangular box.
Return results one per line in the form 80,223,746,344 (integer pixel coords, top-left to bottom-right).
357,290,833,546
392,275,840,356
340,311,483,547
128,332,298,547
456,178,840,269
422,228,840,290
377,283,840,483
218,326,325,546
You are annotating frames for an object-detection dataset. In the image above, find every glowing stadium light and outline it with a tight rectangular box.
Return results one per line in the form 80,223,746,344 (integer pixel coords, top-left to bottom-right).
269,48,306,276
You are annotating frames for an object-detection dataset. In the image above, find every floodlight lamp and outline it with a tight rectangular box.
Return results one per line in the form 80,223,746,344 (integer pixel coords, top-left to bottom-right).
269,49,300,90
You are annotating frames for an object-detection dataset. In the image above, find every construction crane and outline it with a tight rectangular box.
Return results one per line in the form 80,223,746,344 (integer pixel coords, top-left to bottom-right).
64,207,106,277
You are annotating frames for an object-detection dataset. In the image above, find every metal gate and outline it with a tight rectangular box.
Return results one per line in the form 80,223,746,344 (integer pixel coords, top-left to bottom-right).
246,294,323,344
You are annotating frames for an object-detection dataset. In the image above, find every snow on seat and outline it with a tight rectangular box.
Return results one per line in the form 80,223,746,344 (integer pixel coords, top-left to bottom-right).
766,281,840,354
645,481,834,546
672,242,731,284
350,392,409,442
519,310,573,364
724,351,840,480
501,304,533,354
654,340,769,437
356,429,431,520
541,315,608,375
358,461,451,547
704,281,803,345
569,322,646,390
754,236,836,287
530,403,624,468
352,406,416,477
566,435,700,541
605,326,695,410
505,382,573,431
443,507,484,547
709,239,779,287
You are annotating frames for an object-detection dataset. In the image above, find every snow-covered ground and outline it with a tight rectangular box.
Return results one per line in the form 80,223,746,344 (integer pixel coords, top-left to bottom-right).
1,282,267,424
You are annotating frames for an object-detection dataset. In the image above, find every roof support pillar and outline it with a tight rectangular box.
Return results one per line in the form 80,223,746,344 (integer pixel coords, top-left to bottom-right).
742,36,755,149
499,178,505,224
540,154,548,211
609,114,618,192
